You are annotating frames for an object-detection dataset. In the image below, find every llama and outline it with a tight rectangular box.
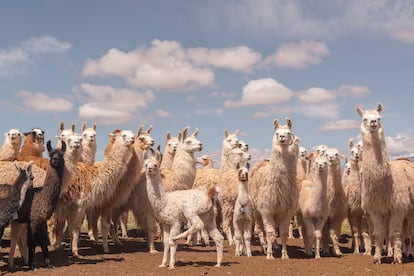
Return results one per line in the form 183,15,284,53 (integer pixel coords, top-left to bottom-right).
238,140,249,152
144,149,223,269
19,128,45,158
356,103,414,264
160,131,179,170
321,147,347,256
196,154,215,169
52,129,135,256
0,129,24,160
55,122,75,149
233,162,253,257
297,155,329,259
98,125,155,253
79,122,97,165
11,140,66,269
220,129,240,170
0,161,34,241
162,127,203,192
342,138,371,255
249,118,298,259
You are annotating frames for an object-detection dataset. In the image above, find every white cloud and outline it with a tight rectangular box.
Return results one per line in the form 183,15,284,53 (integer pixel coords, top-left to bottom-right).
224,78,294,108
298,87,335,104
17,90,72,112
0,36,71,78
390,28,414,44
319,119,360,131
155,109,172,118
335,85,370,98
75,83,155,124
264,41,329,69
386,133,414,159
225,1,414,40
22,36,71,54
187,46,261,72
300,102,340,119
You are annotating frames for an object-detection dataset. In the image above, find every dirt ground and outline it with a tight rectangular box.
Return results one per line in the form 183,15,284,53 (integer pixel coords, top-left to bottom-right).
2,229,414,276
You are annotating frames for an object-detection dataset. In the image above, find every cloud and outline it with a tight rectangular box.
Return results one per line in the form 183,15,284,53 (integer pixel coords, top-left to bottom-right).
225,1,414,40
298,87,335,104
187,46,261,72
300,102,340,119
155,109,172,118
17,90,72,112
75,83,155,124
390,28,414,44
386,133,414,159
22,36,71,54
224,78,294,108
0,36,71,78
319,119,360,131
264,41,329,69
335,85,370,98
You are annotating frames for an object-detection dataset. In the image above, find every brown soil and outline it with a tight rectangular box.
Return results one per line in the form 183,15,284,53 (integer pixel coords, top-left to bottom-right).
2,230,414,276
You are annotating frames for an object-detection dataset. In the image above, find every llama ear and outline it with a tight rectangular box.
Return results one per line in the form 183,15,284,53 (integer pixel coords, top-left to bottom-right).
246,161,250,170
82,122,86,132
166,131,171,141
177,131,182,143
348,138,354,149
61,140,67,153
377,103,383,113
136,125,144,137
236,163,240,170
71,123,75,132
191,128,199,137
93,122,97,131
59,122,65,132
157,144,161,152
182,126,189,141
47,140,53,152
273,119,279,130
286,118,292,129
146,125,153,134
224,129,229,138
14,161,21,173
234,129,240,136
30,131,36,143
356,105,364,117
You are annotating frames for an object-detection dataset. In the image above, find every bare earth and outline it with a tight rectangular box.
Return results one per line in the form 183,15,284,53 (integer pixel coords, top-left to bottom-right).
1,230,414,276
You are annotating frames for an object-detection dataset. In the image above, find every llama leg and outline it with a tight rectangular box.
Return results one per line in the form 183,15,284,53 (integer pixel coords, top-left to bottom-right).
329,221,343,256
279,218,291,259
205,219,224,267
8,221,19,268
244,221,253,257
321,222,330,254
160,225,170,268
369,213,385,264
389,213,405,264
201,229,210,246
27,227,36,270
233,219,242,256
101,213,112,253
146,216,158,253
172,215,204,240
315,219,327,259
120,211,128,238
86,208,99,241
288,217,294,239
261,214,276,259
39,222,53,268
110,210,124,245
302,220,314,257
168,223,182,269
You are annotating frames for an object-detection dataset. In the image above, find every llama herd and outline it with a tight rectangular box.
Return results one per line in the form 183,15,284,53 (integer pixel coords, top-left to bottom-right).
0,103,414,270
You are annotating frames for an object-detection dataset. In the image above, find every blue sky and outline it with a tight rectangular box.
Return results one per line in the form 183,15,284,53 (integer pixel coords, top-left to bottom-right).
1,0,414,164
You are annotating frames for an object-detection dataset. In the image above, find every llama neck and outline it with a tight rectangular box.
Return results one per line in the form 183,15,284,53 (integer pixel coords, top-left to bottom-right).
38,167,64,219
314,170,328,200
90,141,132,204
146,171,167,215
362,130,389,166
270,144,296,179
80,142,96,165
62,147,81,191
161,150,174,170
171,149,196,187
237,180,250,206
220,146,233,171
0,142,20,159
17,177,31,208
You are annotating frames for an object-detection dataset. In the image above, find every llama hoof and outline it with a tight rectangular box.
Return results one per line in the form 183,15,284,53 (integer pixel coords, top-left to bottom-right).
149,249,158,254
167,265,175,269
214,263,221,267
158,264,167,268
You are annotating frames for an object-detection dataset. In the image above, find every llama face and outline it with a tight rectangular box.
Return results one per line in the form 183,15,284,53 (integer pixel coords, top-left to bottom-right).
144,156,159,175
273,125,293,146
314,156,328,172
349,143,362,162
166,137,179,155
344,160,351,175
82,128,97,144
223,129,240,152
66,134,83,150
226,147,251,164
32,128,45,143
299,147,308,159
119,130,135,146
182,134,203,153
356,104,383,133
325,148,341,165
238,165,249,182
138,133,155,150
238,140,249,152
5,129,23,145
